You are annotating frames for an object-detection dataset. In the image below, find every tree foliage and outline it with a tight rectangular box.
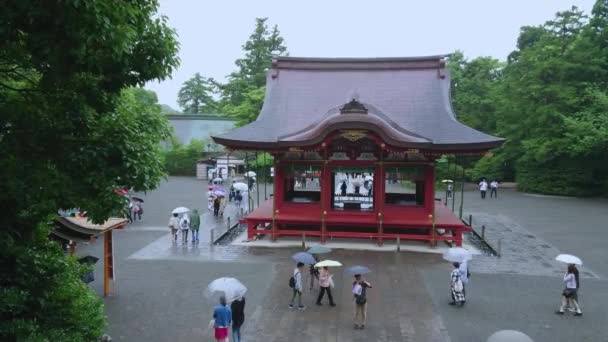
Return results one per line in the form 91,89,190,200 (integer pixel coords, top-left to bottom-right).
217,18,288,126
177,73,218,114
162,139,206,176
451,2,608,195
0,0,179,339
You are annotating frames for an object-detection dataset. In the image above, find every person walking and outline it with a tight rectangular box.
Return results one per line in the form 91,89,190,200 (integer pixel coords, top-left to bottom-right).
447,183,453,198
490,179,498,198
309,259,320,291
213,196,221,217
449,262,465,306
179,213,190,244
168,213,179,244
316,266,336,307
289,262,305,310
479,178,488,199
133,200,143,221
229,180,236,202
231,296,245,342
212,296,232,342
190,209,200,243
556,264,582,316
459,261,469,298
353,274,372,329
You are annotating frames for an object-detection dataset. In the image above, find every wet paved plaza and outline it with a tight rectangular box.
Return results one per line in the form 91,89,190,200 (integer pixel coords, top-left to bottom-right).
78,177,608,341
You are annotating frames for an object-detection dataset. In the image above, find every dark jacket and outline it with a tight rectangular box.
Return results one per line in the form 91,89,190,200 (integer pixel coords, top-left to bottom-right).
231,297,246,327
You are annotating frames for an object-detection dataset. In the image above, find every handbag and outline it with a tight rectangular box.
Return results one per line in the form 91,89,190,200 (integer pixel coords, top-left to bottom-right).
329,275,335,289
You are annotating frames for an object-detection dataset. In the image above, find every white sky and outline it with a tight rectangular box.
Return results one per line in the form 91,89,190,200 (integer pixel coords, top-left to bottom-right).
146,0,596,109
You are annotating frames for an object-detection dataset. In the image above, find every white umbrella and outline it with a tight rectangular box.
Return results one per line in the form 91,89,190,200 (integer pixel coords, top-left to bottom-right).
171,207,190,214
443,247,472,263
208,168,217,173
213,177,224,183
315,260,343,268
442,179,454,183
555,254,582,265
365,175,373,181
233,182,248,192
207,277,247,302
245,171,256,177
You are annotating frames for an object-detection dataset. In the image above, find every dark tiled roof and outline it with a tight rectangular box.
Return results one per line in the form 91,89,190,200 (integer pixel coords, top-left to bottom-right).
213,55,503,151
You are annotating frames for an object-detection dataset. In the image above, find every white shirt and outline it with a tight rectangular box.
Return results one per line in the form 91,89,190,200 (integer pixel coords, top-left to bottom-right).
168,216,179,229
479,181,488,191
490,181,498,189
293,268,303,291
564,273,577,289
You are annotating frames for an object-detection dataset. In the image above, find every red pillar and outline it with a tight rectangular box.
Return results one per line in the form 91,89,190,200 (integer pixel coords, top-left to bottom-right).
272,158,282,241
377,157,385,246
103,230,114,297
425,164,437,246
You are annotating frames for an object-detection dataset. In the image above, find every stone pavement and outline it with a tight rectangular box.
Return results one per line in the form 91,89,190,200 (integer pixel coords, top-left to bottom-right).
74,177,608,342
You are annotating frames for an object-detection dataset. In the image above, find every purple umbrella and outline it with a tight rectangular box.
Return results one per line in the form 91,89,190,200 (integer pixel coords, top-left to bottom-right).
212,189,226,197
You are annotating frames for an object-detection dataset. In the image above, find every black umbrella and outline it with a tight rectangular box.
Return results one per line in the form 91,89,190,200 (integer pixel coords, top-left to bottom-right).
132,197,144,203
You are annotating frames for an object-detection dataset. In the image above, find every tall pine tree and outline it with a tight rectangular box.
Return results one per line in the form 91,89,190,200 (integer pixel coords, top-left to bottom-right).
218,18,288,125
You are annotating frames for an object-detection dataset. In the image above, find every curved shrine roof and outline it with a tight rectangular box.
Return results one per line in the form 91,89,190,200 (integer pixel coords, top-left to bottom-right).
213,55,504,151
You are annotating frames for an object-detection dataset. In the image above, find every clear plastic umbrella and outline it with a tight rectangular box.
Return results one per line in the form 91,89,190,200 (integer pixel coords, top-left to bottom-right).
442,247,472,263
315,260,342,268
346,265,371,275
207,277,247,302
555,254,582,265
233,182,248,192
171,207,190,214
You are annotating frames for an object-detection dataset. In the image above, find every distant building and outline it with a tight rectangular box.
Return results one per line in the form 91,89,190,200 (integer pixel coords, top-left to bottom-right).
166,114,236,147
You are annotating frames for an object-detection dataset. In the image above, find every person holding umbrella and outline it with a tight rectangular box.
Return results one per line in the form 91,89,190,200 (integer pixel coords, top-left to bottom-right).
316,266,336,307
555,254,583,316
449,262,465,306
231,296,245,342
168,213,179,244
352,274,372,330
289,262,305,310
556,264,582,316
212,296,231,342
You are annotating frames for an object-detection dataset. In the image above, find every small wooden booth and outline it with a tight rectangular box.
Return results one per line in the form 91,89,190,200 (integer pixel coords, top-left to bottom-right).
53,217,127,296
213,55,503,246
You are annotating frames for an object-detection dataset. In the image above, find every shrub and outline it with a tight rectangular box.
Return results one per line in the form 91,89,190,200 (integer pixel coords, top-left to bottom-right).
0,224,106,341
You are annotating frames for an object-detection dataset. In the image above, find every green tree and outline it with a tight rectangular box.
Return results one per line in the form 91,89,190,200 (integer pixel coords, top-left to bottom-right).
218,18,288,125
133,88,160,106
223,87,266,127
448,51,503,133
0,0,179,339
492,5,608,194
177,73,218,114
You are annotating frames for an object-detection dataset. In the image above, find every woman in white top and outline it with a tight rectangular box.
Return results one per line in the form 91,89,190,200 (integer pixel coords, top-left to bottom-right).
556,264,582,316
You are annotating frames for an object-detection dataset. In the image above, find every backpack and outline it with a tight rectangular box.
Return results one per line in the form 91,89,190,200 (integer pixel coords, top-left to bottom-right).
179,217,189,229
289,272,299,288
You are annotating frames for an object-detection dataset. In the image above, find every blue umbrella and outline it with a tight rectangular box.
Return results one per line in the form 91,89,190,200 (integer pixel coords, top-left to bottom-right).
346,265,371,275
307,246,332,254
291,252,317,265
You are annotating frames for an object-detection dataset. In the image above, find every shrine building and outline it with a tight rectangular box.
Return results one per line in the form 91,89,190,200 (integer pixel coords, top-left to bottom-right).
213,55,503,247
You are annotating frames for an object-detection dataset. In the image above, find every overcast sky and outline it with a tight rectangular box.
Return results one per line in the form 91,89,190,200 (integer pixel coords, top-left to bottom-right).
146,0,596,109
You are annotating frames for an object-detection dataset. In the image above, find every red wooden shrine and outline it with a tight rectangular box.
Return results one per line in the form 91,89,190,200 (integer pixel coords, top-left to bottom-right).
213,55,503,247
